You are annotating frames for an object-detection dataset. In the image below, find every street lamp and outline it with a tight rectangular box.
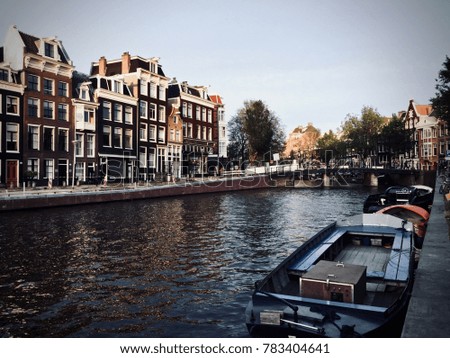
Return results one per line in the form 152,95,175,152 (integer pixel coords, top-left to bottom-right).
72,139,81,188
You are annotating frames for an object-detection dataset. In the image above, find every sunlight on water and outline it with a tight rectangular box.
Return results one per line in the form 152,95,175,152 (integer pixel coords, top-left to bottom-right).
0,187,373,337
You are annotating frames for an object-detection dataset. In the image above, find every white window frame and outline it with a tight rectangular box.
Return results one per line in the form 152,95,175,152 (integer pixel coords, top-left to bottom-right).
28,124,40,150
125,129,133,149
140,100,148,119
149,103,156,120
43,78,54,95
140,122,148,141
149,124,157,142
158,105,166,122
43,126,55,151
6,96,19,115
125,106,133,124
43,100,54,119
87,134,95,157
6,123,19,152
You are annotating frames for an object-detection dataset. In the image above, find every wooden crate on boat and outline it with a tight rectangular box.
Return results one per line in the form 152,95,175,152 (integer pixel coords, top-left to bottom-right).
300,260,366,304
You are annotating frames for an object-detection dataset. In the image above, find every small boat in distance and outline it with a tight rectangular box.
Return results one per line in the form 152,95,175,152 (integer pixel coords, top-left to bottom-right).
376,204,429,249
245,214,415,338
363,185,433,213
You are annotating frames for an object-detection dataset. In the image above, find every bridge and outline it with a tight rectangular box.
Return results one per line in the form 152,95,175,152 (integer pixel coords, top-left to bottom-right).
243,163,437,188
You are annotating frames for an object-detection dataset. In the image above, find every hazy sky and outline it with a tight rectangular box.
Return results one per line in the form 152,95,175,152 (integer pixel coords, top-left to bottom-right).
1,0,449,134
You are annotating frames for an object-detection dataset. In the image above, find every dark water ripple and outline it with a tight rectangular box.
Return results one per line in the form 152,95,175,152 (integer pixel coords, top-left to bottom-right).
0,187,373,337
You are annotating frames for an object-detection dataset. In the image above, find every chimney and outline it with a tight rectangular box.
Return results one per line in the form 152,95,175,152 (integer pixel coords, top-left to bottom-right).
99,56,107,76
122,52,131,74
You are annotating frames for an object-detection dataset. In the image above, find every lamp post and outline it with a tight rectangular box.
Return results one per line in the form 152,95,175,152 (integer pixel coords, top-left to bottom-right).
72,139,81,188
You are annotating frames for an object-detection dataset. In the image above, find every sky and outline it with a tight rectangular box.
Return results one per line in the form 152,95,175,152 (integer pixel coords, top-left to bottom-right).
1,0,450,135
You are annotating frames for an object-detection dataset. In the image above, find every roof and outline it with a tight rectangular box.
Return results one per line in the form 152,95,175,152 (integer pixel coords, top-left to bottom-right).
415,104,432,116
209,95,222,104
17,29,71,65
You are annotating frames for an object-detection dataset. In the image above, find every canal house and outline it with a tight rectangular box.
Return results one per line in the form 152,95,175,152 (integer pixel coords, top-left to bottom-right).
1,25,75,187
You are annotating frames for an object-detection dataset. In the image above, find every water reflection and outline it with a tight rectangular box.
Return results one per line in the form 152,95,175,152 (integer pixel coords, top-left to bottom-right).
0,187,373,337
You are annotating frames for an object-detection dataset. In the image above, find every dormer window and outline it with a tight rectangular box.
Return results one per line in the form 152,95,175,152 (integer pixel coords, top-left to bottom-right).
45,42,55,58
0,69,8,81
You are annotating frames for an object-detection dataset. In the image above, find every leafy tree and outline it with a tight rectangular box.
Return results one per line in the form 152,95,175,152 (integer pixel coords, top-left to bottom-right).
341,106,384,159
228,100,285,163
430,55,450,125
317,129,346,163
379,114,408,164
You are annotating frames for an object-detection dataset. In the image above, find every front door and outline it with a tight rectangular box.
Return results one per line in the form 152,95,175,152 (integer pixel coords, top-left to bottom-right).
6,160,18,188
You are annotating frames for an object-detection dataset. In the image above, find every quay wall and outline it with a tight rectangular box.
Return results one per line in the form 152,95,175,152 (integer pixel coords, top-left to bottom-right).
0,176,275,212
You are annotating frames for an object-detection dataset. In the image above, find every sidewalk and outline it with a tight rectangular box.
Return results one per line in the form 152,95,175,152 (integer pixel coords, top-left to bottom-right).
402,176,450,337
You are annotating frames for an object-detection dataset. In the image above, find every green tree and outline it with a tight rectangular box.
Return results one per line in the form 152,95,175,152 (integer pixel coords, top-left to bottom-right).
341,106,384,159
317,130,346,163
430,55,450,125
228,100,285,163
379,114,408,166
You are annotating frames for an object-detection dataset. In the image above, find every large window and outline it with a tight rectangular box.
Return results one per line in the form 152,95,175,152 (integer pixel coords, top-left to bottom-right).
58,103,68,121
58,129,68,151
158,126,165,143
6,96,19,115
149,125,156,142
139,101,147,118
159,86,166,101
140,122,147,141
149,103,156,120
139,147,147,168
44,42,55,58
44,159,54,180
158,106,166,122
125,129,132,149
114,127,122,148
43,101,54,119
43,127,54,151
113,103,122,122
87,134,95,157
27,74,39,91
103,102,111,120
28,98,39,117
43,78,54,95
28,125,40,150
150,82,157,98
58,81,68,97
103,126,111,147
140,80,148,96
6,123,19,152
75,133,84,156
125,106,133,124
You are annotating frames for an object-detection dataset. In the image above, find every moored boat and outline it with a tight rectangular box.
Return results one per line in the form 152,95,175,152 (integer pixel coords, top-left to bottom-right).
376,204,429,249
363,185,433,213
245,214,415,338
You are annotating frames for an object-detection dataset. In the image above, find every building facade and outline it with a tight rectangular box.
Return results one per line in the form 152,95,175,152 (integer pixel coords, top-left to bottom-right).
2,25,75,187
0,26,224,188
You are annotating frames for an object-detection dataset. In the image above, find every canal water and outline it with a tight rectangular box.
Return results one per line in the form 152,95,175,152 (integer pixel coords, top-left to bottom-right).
0,186,375,337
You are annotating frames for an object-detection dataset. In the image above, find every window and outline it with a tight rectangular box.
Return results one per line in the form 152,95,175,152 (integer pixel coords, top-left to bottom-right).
27,74,39,91
139,147,147,168
140,80,148,96
84,108,95,124
0,69,8,81
125,129,132,149
75,133,83,156
103,102,111,120
58,129,68,151
58,81,68,97
197,125,201,139
207,109,212,123
81,88,88,100
182,102,187,117
44,78,54,95
140,122,148,141
149,148,156,168
28,125,40,150
150,82,157,98
208,127,212,141
6,96,19,115
6,123,19,152
158,105,166,122
45,42,55,58
149,125,156,142
87,134,95,157
139,101,147,118
125,106,133,124
44,159,54,180
28,98,39,117
202,126,207,140
202,108,206,122
27,159,39,176
149,103,156,120
170,129,175,141
112,80,121,93
114,127,122,148
187,103,192,118
196,107,200,120
150,62,157,74
113,103,122,122
103,126,111,147
58,103,68,121
158,126,165,143
187,123,193,138
159,86,166,101
43,127,54,151
43,101,54,119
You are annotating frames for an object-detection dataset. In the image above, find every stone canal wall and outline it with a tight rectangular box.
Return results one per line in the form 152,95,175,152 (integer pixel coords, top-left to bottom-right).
0,176,275,212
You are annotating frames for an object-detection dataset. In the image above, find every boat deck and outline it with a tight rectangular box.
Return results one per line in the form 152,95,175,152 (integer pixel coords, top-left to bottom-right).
284,243,403,308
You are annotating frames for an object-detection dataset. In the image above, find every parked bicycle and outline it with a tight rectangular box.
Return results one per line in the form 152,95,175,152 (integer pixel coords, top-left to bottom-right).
439,175,450,194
